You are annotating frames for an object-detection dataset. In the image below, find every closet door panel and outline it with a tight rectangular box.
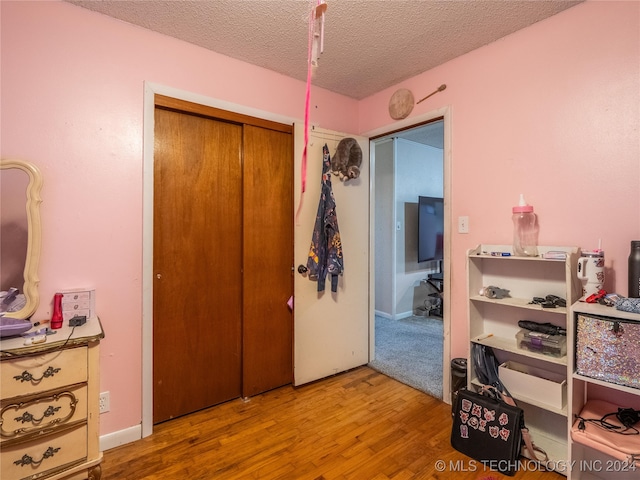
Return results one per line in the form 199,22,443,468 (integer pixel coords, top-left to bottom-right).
153,107,243,423
242,124,293,397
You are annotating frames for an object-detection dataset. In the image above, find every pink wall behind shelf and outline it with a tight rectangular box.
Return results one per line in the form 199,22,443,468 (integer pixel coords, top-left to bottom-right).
2,0,638,439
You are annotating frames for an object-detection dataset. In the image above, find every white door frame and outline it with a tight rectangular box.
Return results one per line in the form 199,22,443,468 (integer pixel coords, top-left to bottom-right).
364,105,452,403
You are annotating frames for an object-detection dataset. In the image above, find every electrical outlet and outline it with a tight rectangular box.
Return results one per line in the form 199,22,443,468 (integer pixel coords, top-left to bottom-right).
99,391,110,414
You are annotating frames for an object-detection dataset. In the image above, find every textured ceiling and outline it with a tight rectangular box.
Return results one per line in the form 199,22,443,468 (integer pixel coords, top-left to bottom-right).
66,0,582,100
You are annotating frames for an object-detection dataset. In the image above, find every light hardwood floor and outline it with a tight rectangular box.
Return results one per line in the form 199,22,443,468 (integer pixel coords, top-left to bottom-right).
102,366,564,479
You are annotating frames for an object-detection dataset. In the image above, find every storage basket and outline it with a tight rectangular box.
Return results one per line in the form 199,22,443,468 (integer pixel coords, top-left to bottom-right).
499,360,566,410
576,313,640,389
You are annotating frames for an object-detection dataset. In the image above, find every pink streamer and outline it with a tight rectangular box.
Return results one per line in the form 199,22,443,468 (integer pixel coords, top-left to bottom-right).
295,7,317,225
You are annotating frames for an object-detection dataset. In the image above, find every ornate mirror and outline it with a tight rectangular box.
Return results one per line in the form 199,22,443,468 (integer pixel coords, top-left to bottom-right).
1,159,42,320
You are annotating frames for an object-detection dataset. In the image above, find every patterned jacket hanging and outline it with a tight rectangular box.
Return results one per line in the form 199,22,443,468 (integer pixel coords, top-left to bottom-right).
307,144,343,292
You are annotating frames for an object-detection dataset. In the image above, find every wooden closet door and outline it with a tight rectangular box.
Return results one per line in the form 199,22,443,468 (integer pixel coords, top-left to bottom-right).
153,107,243,423
242,125,293,397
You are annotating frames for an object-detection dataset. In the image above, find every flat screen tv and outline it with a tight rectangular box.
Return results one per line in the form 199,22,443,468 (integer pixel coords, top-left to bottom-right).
418,196,444,263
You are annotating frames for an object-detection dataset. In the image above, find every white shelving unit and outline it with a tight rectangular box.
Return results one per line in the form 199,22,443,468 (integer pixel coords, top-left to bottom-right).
568,302,640,480
467,244,581,473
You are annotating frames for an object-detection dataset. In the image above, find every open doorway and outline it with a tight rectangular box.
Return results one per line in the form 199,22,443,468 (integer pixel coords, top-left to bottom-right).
369,119,445,400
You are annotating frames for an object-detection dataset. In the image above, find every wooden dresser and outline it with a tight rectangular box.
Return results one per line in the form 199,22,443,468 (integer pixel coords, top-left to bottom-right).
0,317,104,480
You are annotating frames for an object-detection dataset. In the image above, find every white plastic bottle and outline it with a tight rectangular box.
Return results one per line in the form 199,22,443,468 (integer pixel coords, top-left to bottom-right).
512,194,539,257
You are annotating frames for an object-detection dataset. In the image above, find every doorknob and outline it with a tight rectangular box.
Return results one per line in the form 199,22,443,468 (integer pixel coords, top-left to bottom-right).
297,265,308,274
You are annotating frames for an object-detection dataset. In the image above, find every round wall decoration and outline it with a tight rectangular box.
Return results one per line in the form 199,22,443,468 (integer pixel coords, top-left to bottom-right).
388,88,414,120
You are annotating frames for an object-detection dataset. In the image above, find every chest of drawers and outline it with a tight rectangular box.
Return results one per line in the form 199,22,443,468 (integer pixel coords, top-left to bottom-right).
1,317,104,480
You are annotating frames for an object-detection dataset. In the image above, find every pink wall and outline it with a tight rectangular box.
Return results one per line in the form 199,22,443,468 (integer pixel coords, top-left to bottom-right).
1,1,357,436
1,0,638,440
359,1,640,358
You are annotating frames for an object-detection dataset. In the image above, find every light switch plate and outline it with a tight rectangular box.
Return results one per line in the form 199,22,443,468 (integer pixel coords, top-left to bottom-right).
458,216,469,234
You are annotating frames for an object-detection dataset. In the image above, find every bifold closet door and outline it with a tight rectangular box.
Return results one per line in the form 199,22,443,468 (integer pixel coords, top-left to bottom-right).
153,107,243,423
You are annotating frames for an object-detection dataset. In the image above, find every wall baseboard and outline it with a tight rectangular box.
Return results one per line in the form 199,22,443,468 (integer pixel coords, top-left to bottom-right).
100,424,142,452
374,309,415,320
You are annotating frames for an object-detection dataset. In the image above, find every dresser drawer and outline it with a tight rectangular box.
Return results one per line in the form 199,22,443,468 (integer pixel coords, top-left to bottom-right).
1,347,88,399
62,291,92,303
1,383,87,442
1,423,87,480
62,300,91,312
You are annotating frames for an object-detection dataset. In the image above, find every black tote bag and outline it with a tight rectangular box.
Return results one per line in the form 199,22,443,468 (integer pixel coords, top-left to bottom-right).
451,388,524,476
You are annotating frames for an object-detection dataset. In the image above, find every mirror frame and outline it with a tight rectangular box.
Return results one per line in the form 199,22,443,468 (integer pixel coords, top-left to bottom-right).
1,159,43,320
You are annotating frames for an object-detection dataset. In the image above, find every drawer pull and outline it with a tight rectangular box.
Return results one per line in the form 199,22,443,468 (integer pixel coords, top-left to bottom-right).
14,446,61,467
13,366,61,383
15,405,62,423
1,390,79,438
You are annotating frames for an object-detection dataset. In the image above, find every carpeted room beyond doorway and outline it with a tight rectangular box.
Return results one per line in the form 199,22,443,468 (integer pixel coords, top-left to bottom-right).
369,315,443,399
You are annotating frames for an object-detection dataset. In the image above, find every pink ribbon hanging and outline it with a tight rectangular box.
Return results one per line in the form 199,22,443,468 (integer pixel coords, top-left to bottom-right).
295,2,325,224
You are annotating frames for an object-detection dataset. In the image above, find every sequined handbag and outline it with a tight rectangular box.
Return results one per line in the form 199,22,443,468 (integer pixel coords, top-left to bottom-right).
576,313,640,389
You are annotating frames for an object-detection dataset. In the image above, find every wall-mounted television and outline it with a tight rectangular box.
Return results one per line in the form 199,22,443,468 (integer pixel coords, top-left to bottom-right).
418,195,444,263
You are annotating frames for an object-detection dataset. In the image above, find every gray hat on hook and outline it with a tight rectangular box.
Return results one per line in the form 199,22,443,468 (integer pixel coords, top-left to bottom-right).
331,138,362,181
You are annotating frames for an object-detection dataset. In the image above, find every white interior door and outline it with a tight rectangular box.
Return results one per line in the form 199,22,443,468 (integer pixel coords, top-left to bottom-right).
293,125,370,386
